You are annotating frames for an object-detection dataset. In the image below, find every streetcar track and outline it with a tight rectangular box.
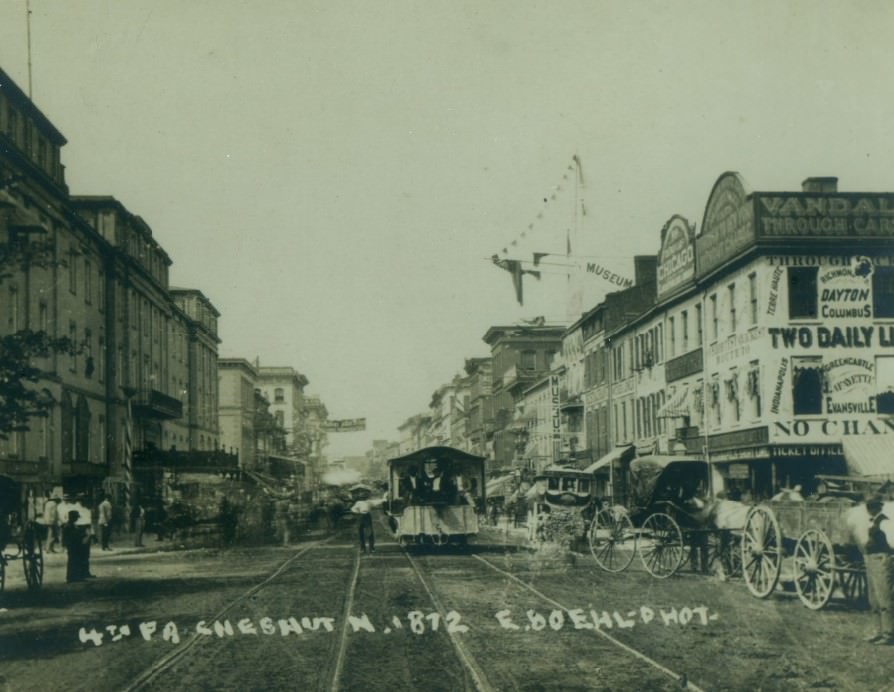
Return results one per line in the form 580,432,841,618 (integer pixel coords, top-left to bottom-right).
472,553,707,692
122,537,333,692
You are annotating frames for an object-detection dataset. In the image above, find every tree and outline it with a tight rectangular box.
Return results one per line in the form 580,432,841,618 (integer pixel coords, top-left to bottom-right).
0,330,76,440
0,176,78,440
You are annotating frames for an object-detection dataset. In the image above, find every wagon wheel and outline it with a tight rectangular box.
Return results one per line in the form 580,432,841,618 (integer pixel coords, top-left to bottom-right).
837,559,868,608
588,507,636,572
741,505,782,599
638,512,684,579
22,523,44,591
792,529,835,610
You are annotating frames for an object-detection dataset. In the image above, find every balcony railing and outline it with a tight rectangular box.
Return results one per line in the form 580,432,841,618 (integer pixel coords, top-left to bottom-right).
132,388,183,420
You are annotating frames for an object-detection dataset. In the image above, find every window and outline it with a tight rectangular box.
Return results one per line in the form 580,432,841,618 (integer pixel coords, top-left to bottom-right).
84,260,92,304
873,266,894,318
695,304,703,346
788,267,818,319
748,360,761,418
749,273,758,325
69,322,77,372
877,356,894,414
275,410,285,428
668,317,676,358
6,106,17,140
9,286,18,331
681,310,689,352
98,336,105,383
728,284,737,332
709,376,721,426
792,357,823,415
38,301,47,332
727,370,740,422
710,294,718,340
274,387,285,403
520,350,536,370
68,249,78,294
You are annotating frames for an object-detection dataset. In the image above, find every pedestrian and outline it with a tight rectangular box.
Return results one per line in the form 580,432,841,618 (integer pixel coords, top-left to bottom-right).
132,502,145,547
864,494,894,645
71,495,96,578
350,496,375,554
99,494,113,550
42,493,59,553
62,510,90,582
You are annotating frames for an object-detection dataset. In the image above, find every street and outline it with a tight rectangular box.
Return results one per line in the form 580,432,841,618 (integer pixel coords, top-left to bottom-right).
0,515,890,692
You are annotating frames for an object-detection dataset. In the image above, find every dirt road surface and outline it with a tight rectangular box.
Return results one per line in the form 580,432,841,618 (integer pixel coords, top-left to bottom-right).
0,515,890,691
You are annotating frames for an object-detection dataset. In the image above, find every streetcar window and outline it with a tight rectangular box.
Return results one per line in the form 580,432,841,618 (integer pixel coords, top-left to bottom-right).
579,479,591,493
562,477,576,491
547,478,560,491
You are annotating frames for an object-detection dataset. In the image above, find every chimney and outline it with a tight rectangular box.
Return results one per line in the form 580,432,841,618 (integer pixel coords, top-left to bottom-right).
801,177,838,193
633,255,657,286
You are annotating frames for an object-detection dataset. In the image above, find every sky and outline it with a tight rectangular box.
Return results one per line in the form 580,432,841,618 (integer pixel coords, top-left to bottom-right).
2,1,894,458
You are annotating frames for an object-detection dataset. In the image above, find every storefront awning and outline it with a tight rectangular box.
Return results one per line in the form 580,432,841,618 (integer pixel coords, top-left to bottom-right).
657,385,690,419
842,437,894,478
583,444,635,474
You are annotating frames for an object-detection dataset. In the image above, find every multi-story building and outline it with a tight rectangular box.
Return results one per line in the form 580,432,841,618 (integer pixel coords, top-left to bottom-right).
464,357,493,458
256,365,309,454
602,173,894,499
397,413,431,454
218,358,259,469
170,289,221,451
482,324,564,471
0,66,231,510
301,394,330,492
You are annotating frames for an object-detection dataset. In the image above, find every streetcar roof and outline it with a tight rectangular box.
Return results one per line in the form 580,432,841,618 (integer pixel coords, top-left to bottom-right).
387,446,486,467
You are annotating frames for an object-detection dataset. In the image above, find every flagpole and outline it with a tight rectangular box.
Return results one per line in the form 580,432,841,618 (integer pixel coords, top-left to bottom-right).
26,0,33,98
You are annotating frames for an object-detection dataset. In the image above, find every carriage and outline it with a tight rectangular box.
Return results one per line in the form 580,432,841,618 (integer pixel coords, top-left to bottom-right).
0,476,44,594
587,455,739,578
739,474,889,610
527,466,600,543
385,446,485,547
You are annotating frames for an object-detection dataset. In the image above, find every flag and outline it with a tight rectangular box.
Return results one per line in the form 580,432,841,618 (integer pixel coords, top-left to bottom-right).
492,255,541,305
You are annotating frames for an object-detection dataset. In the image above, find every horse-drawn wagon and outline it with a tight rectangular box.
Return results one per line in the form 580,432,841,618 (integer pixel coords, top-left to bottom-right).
0,476,44,594
740,475,891,610
588,455,741,579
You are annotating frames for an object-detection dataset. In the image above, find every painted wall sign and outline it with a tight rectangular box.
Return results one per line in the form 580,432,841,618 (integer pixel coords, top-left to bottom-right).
768,326,894,349
771,418,894,439
756,194,894,238
708,327,766,366
657,215,696,298
697,173,755,275
818,256,873,320
550,374,561,441
768,444,844,458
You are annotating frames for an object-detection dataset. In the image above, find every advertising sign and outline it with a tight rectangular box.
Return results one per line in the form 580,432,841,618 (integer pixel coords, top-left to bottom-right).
697,173,755,275
756,193,894,239
321,418,367,432
657,215,696,299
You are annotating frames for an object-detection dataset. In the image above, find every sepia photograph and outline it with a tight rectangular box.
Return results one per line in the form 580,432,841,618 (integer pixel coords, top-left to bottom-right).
2,1,894,690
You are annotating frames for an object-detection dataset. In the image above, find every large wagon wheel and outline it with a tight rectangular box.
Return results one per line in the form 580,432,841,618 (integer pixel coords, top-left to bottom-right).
792,529,835,610
741,505,782,599
21,522,43,591
638,512,684,579
588,507,636,572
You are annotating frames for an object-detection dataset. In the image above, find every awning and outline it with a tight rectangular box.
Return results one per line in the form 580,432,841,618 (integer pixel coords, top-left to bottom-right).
842,437,894,478
657,385,690,419
583,444,635,474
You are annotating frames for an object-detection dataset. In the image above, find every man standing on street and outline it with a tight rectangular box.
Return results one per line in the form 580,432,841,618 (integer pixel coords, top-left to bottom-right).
99,494,113,551
350,496,375,554
864,494,894,645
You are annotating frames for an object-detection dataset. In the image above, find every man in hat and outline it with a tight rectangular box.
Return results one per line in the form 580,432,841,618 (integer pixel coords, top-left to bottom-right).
62,510,88,582
864,494,894,644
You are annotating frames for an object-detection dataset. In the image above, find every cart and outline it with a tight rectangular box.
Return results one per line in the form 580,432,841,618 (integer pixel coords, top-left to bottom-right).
739,476,884,610
0,477,44,594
